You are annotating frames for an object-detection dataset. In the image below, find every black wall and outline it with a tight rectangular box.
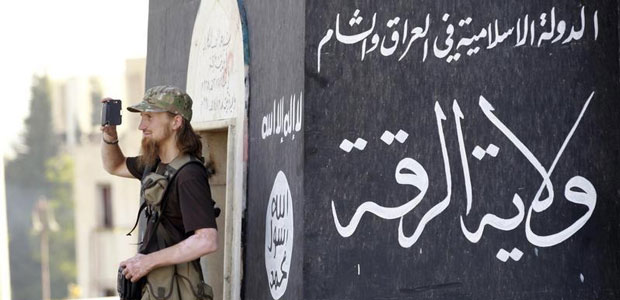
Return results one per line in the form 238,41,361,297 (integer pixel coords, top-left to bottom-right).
146,0,620,299
244,0,305,298
304,1,620,299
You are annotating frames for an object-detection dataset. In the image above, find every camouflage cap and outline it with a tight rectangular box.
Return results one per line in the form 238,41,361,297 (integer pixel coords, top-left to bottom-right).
127,85,193,121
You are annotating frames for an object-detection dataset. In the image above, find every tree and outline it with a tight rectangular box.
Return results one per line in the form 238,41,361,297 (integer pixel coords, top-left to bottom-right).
6,75,57,189
5,74,75,300
45,154,76,300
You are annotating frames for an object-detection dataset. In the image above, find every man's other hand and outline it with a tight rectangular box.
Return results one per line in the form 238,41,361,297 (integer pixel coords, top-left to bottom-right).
120,253,153,283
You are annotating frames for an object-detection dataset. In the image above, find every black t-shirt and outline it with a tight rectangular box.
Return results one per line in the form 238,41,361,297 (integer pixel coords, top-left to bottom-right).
126,156,217,253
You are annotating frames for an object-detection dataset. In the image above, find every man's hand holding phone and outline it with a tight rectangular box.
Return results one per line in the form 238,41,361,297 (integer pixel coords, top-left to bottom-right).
101,98,122,144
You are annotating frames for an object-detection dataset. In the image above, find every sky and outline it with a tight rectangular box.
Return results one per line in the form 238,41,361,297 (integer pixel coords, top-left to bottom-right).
0,0,148,158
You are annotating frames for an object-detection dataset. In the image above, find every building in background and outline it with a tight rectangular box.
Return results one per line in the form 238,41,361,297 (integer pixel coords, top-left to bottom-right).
68,58,146,297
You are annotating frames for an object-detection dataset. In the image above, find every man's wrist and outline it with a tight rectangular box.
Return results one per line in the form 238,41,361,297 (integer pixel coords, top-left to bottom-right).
103,137,119,144
144,252,160,271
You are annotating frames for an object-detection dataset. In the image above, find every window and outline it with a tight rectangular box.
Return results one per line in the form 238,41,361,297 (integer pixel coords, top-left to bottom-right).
98,184,113,228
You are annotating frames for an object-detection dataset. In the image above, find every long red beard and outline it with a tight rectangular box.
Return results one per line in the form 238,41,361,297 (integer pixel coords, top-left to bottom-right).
138,125,173,168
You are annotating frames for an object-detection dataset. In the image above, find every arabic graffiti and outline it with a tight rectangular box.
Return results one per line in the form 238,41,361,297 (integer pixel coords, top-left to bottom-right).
199,28,236,114
186,0,245,123
265,171,294,300
261,91,303,143
331,92,597,252
317,6,599,72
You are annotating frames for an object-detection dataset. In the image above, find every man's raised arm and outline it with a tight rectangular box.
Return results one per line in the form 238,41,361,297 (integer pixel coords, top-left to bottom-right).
100,98,133,178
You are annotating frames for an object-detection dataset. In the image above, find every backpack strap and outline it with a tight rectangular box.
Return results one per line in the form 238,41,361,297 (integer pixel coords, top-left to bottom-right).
126,202,146,237
125,159,160,237
164,154,203,177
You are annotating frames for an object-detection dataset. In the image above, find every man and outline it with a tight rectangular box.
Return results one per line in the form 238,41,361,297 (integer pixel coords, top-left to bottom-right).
101,85,218,299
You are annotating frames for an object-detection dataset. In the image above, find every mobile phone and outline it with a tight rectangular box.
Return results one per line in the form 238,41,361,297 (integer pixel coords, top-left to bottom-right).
102,99,122,126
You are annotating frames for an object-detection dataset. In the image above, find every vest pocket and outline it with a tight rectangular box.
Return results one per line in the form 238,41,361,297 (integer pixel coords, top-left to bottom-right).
142,263,213,300
141,173,169,208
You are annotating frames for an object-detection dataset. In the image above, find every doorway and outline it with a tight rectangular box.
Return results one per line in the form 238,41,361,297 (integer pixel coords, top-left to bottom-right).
199,129,228,300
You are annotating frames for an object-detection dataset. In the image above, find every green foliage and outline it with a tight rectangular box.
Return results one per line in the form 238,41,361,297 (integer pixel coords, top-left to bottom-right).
6,75,58,191
5,74,75,300
46,154,76,300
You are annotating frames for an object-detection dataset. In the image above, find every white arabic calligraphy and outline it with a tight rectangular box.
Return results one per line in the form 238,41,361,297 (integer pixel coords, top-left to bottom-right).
261,91,303,143
317,6,599,72
331,92,597,249
265,171,294,299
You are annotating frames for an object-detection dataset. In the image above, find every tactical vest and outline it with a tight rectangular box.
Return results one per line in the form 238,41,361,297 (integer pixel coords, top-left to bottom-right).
127,154,214,300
